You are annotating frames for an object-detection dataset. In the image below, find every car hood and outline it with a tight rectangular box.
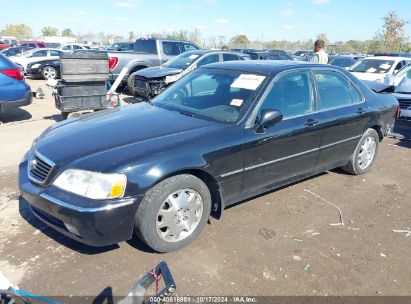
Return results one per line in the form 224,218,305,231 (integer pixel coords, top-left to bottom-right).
351,72,387,82
137,66,183,79
34,103,220,166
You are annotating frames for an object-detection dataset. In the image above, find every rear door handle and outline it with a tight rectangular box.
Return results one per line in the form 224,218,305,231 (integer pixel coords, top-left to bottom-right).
305,119,319,126
356,108,367,114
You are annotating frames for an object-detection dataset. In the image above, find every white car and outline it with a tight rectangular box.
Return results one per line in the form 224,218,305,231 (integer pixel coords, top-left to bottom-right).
385,63,411,86
9,48,64,72
349,56,411,83
60,44,87,52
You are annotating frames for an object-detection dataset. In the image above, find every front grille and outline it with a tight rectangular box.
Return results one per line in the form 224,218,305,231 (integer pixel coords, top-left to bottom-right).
28,150,55,185
30,205,67,230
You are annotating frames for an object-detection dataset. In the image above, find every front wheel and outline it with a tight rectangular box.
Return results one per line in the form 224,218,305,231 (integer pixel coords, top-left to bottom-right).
341,128,379,175
134,174,212,252
42,66,58,80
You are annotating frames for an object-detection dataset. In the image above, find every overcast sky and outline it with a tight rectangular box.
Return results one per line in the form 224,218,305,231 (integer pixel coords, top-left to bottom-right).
1,0,410,42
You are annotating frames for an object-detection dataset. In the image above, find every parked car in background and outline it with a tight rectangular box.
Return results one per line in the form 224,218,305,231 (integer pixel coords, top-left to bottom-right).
0,36,18,50
60,44,87,52
19,41,47,48
0,53,32,113
384,63,411,86
26,59,60,80
1,46,34,57
46,42,62,49
19,61,398,252
329,56,358,69
349,56,411,83
106,42,134,51
243,50,267,60
108,38,200,93
10,48,64,72
130,50,250,99
261,50,292,61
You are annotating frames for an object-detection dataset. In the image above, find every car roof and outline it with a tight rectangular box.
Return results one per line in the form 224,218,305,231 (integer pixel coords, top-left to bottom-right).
365,56,410,61
183,50,247,56
203,60,326,75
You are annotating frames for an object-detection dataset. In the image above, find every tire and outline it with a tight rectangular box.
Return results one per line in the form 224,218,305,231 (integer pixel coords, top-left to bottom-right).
61,111,69,120
42,66,58,80
127,71,142,97
135,174,212,253
341,128,379,175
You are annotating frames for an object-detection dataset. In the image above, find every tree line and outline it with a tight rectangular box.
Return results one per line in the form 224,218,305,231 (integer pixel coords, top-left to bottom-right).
1,10,409,53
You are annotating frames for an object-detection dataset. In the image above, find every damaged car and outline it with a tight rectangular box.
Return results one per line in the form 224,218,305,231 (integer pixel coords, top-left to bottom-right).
19,61,398,253
130,50,250,100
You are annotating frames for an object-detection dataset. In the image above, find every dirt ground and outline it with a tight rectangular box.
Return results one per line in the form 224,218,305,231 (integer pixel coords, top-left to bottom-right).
0,79,410,300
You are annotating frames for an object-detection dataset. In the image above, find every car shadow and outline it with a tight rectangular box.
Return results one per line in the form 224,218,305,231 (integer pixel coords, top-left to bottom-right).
122,96,142,104
43,114,63,123
0,108,32,124
19,196,120,255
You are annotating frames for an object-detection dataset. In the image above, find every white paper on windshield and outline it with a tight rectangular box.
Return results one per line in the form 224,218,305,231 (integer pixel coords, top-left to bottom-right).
231,74,266,90
230,99,243,107
366,67,377,73
188,54,200,60
379,63,391,70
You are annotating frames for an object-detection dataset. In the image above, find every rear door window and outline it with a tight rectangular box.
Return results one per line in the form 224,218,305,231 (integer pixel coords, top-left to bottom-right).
31,50,48,57
222,54,239,61
50,50,63,56
314,71,354,109
134,39,157,54
162,41,181,56
197,54,220,67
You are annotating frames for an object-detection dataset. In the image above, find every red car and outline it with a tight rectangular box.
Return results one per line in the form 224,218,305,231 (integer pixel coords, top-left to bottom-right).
19,41,47,48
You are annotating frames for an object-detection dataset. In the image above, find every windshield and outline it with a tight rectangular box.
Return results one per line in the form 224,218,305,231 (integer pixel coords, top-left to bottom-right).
163,52,202,69
394,64,411,78
349,59,394,74
153,68,267,124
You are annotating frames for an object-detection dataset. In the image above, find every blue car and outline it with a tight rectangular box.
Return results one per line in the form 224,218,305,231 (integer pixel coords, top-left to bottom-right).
0,53,32,113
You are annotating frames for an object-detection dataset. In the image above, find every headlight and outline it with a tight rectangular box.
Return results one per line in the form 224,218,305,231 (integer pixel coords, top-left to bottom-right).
53,169,127,200
31,63,41,69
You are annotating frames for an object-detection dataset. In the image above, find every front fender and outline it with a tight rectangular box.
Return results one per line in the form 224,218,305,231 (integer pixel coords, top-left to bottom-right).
124,154,209,195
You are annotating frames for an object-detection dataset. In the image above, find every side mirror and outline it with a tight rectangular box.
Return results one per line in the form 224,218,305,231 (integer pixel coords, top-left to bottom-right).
255,109,283,133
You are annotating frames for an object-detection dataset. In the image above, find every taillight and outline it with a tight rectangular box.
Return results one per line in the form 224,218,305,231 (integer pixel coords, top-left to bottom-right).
0,68,24,80
108,57,119,70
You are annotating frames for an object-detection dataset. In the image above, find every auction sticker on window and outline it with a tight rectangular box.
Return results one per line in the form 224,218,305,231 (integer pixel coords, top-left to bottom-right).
230,99,243,107
231,74,266,90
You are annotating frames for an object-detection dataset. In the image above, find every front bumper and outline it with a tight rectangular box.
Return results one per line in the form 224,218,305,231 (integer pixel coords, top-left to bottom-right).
26,68,42,78
18,160,143,247
0,90,32,113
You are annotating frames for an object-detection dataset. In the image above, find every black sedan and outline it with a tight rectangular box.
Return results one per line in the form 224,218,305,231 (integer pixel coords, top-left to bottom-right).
26,59,60,80
19,61,398,252
130,50,250,99
261,50,292,61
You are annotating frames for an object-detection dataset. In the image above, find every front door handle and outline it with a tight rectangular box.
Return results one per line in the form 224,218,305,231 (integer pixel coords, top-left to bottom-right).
356,108,367,114
305,119,319,126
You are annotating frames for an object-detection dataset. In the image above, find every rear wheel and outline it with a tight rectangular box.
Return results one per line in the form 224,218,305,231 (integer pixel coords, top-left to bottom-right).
134,174,211,252
341,128,379,175
42,66,57,80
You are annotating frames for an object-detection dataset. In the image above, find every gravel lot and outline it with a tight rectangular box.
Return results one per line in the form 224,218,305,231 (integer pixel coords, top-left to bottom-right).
1,79,410,299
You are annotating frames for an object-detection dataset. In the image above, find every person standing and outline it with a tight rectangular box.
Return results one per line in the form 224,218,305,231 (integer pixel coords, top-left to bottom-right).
310,39,328,64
